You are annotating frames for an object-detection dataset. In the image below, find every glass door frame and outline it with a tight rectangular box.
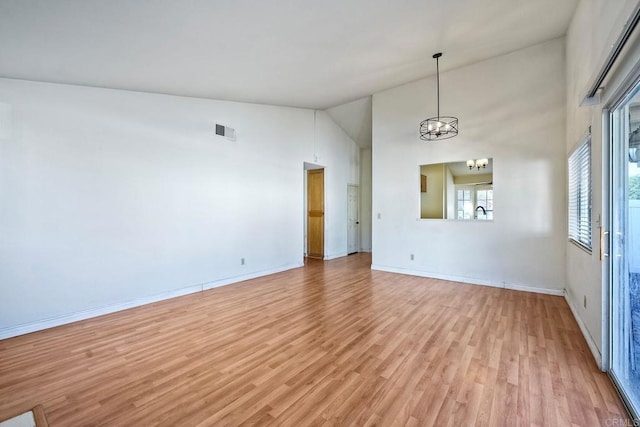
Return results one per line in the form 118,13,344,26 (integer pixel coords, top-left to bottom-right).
606,76,640,422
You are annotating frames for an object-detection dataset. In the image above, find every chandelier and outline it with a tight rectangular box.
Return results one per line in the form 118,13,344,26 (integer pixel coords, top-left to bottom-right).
467,158,489,170
419,53,458,141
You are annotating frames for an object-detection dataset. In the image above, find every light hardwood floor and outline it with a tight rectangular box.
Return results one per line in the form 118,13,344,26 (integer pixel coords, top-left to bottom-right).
0,254,629,425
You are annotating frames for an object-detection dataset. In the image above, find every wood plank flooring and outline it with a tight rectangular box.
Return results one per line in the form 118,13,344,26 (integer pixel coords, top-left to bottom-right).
0,254,629,425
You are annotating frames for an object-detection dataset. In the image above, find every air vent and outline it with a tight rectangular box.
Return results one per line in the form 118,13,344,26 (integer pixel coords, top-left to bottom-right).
215,123,236,141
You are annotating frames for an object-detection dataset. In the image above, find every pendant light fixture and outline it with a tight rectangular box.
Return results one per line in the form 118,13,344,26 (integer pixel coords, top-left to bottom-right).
419,53,458,141
467,158,489,170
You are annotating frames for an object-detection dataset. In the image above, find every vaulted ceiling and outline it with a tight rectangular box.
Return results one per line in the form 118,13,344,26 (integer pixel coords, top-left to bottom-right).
0,0,578,115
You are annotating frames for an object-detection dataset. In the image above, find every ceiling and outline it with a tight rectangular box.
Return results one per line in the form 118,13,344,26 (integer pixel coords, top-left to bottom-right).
326,97,372,148
0,0,579,114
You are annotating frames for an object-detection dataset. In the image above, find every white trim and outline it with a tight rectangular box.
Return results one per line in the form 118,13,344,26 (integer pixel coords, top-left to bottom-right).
324,252,348,260
564,290,603,369
601,107,611,373
202,263,303,290
370,264,565,296
0,263,303,340
505,282,564,296
0,284,202,340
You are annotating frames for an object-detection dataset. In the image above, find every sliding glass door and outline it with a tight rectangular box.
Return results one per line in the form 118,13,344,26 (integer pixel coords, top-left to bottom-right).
610,79,640,418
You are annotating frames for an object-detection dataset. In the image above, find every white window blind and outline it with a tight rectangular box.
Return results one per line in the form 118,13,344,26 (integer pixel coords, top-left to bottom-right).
568,136,592,250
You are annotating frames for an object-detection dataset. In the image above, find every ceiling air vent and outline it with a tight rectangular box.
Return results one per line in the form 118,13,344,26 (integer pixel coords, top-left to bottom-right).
215,123,236,141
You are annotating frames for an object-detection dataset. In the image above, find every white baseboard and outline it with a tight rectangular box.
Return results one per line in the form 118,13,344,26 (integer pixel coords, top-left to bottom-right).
370,264,565,296
505,282,564,296
324,252,348,261
202,262,303,290
0,263,303,340
0,284,203,340
564,290,603,369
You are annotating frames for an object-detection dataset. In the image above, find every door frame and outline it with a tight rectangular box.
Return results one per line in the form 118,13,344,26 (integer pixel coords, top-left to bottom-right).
604,64,640,422
304,163,325,259
347,184,360,254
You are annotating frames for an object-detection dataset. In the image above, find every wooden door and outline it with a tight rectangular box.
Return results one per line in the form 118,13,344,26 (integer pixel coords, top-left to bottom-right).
307,169,324,259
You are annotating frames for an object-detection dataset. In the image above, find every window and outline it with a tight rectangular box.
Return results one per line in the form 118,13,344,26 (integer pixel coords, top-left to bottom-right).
456,189,472,219
568,136,592,250
456,186,493,220
475,188,493,220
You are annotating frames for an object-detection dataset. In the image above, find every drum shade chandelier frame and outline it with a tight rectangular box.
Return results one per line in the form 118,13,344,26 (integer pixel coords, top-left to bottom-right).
419,53,458,141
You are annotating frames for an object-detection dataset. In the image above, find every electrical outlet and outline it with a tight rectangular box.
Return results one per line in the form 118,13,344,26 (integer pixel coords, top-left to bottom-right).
410,254,414,261
241,258,245,266
377,213,381,219
583,295,587,308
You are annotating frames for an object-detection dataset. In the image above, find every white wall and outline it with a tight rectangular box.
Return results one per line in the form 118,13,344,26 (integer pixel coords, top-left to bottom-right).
314,111,360,259
565,0,640,364
372,39,567,292
0,78,358,336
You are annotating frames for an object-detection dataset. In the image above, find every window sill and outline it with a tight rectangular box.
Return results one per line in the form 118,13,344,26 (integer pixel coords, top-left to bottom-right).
569,238,592,255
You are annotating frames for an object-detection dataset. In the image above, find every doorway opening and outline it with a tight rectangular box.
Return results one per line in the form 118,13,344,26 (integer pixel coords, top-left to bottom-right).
347,184,359,254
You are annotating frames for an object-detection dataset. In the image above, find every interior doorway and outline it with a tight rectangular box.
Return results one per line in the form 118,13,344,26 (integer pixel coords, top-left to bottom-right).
347,184,359,254
306,167,324,259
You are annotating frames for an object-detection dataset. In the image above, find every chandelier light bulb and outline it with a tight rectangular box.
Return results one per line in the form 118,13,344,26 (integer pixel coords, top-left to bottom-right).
467,158,489,171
